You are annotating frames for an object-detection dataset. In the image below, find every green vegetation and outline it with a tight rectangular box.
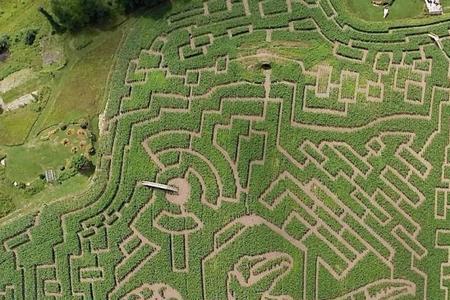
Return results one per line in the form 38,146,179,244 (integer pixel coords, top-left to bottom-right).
344,0,425,21
2,0,450,299
0,0,124,216
46,0,164,32
0,108,39,145
2,124,95,182
0,192,14,218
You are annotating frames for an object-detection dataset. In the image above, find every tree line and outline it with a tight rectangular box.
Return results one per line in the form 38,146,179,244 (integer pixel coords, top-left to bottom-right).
40,0,164,32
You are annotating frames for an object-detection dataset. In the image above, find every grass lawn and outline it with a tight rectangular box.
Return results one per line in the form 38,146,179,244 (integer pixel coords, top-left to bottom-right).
0,108,39,145
0,0,126,141
28,173,90,205
2,123,92,182
0,173,90,223
343,0,425,22
4,142,68,183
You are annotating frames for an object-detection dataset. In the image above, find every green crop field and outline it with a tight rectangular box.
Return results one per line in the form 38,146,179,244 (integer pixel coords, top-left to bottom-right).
4,0,450,298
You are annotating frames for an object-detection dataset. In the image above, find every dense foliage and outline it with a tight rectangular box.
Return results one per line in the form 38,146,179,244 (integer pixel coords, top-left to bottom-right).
0,192,14,218
47,0,163,31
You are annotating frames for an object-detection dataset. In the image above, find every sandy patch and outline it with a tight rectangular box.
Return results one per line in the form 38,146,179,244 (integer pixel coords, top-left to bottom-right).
166,178,190,205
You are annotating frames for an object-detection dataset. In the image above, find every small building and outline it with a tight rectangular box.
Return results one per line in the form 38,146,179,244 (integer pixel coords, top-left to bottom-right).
425,0,443,15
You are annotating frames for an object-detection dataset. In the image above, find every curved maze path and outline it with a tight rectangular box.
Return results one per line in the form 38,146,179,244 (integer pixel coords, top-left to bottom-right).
3,0,450,299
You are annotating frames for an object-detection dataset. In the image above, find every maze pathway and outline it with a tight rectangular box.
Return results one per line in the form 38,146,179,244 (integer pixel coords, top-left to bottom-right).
2,0,450,299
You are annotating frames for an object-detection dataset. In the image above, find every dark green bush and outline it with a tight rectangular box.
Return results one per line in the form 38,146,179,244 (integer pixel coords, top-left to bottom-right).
0,34,10,53
24,28,38,45
71,154,92,171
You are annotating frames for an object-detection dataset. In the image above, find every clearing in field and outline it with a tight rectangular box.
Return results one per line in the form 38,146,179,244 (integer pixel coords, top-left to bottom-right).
4,0,450,299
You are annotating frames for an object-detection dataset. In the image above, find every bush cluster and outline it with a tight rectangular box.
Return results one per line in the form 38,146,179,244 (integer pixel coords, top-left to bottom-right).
0,35,10,53
43,0,164,32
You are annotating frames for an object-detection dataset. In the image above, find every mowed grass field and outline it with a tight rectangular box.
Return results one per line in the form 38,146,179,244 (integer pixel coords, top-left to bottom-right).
0,0,126,137
0,0,50,80
343,0,443,21
3,123,95,182
5,143,69,183
0,108,39,145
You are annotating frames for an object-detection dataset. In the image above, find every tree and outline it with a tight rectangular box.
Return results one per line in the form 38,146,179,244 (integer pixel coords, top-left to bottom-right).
71,154,93,171
0,35,10,54
38,6,65,33
117,0,162,12
24,29,38,46
49,0,110,31
41,0,166,32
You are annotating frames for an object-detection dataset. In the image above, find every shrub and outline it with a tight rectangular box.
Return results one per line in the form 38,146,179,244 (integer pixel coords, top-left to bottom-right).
88,146,96,155
24,29,38,45
50,0,110,31
59,123,67,130
0,192,14,218
57,168,77,182
79,119,88,129
25,180,45,196
16,182,26,189
0,34,10,53
71,154,93,171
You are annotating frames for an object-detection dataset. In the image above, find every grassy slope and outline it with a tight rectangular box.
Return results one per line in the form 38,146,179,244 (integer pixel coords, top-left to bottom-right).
41,27,124,128
3,123,95,183
0,173,89,223
5,143,69,182
344,0,426,21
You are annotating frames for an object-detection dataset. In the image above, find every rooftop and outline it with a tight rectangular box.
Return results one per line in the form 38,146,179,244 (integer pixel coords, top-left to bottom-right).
425,0,443,14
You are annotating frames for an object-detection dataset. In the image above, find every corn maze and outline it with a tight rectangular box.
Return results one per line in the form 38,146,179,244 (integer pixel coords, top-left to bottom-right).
4,0,450,298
